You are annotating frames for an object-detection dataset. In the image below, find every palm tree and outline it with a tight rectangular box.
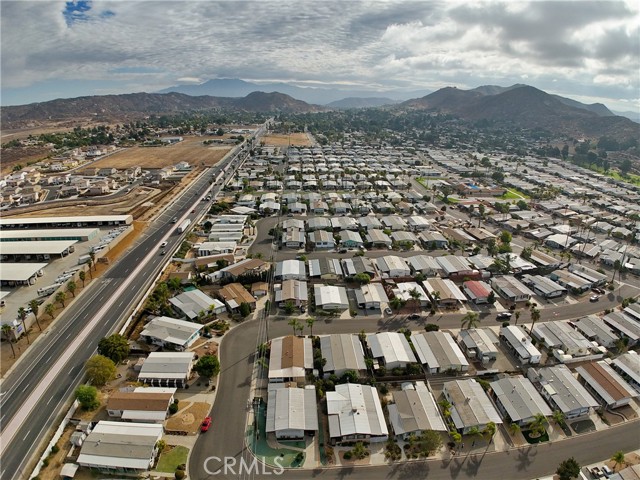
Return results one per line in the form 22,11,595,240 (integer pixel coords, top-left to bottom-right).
461,312,480,330
87,258,94,279
2,324,16,358
79,270,86,288
55,291,67,308
45,303,55,320
530,307,541,333
89,251,96,271
551,410,566,427
611,451,626,471
288,318,302,335
390,296,405,311
28,299,42,331
477,204,486,228
509,423,521,435
306,318,315,337
408,288,421,312
431,290,441,307
528,413,548,437
17,307,30,344
514,310,521,326
67,281,77,298
482,422,497,442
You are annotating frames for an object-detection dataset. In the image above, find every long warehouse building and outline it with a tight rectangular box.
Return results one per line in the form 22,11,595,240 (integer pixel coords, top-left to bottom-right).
0,228,100,242
0,215,132,229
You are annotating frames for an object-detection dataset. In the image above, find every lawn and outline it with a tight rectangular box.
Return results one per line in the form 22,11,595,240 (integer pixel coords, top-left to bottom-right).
501,189,529,200
156,445,189,473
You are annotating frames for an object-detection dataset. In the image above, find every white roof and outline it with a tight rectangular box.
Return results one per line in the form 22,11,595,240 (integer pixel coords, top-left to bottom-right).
367,332,417,365
412,331,469,370
138,352,194,380
77,421,163,470
320,334,367,373
534,365,599,414
0,215,132,226
0,228,98,240
140,316,202,347
314,284,349,308
0,262,47,281
358,283,389,304
266,385,319,433
327,383,388,438
0,240,77,255
500,325,541,360
168,289,223,319
612,352,640,387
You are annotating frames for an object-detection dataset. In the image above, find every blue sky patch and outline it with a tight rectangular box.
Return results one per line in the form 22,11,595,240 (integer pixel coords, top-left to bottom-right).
63,0,92,26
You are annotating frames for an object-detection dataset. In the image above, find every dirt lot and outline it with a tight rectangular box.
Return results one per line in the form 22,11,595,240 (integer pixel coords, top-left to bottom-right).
85,136,231,169
165,401,211,434
261,133,313,147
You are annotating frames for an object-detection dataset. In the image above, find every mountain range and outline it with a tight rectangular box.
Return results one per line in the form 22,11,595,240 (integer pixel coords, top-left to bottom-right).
2,83,638,143
157,78,422,106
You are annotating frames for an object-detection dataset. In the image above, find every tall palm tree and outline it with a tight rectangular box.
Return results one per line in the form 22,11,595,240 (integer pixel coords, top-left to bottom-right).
431,290,441,306
67,281,77,298
528,413,548,436
17,307,30,344
461,312,480,330
55,291,66,308
79,270,86,288
288,318,302,335
28,299,42,331
530,307,541,333
2,324,16,358
89,251,96,271
551,410,566,427
408,288,421,312
45,303,55,320
514,310,521,326
306,318,315,337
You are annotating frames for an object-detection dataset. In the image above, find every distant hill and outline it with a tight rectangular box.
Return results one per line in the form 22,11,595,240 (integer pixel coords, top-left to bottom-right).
400,85,639,142
0,91,323,128
613,110,640,123
326,97,399,109
158,78,427,105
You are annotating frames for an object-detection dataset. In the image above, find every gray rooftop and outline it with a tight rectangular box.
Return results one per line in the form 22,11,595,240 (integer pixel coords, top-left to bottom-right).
491,375,552,423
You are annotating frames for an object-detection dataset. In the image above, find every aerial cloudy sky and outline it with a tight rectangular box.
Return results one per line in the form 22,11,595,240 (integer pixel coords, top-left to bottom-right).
1,0,638,111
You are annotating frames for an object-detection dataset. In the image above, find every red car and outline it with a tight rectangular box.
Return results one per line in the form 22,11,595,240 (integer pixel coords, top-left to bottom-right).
201,416,212,432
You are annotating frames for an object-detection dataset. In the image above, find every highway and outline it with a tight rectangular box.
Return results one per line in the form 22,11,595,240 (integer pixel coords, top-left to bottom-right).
0,134,257,480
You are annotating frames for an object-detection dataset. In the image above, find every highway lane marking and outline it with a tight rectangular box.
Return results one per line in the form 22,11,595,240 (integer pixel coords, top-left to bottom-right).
45,396,54,406
22,429,31,441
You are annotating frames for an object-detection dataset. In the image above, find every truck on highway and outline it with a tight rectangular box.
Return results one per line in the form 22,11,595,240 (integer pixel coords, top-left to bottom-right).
177,218,191,233
37,284,62,297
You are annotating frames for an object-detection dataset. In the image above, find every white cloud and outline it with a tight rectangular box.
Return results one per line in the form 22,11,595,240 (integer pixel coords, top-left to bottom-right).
0,0,638,112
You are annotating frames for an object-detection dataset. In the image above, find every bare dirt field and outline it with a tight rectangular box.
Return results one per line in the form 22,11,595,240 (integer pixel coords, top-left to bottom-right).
261,133,313,147
165,401,211,435
86,136,231,169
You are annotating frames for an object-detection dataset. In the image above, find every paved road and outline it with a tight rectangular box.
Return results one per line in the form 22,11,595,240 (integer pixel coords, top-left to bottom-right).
189,308,640,480
0,137,256,480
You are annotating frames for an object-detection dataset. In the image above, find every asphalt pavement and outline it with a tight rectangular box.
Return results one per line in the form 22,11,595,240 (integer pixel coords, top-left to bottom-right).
0,140,253,480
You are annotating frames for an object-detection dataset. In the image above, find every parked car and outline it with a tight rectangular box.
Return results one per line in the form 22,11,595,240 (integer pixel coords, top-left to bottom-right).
592,287,605,294
590,295,600,302
408,313,421,320
201,416,212,432
384,307,393,315
338,249,348,254
497,312,513,320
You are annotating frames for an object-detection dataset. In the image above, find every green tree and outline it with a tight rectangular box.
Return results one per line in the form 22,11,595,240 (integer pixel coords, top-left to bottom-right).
530,307,541,333
528,413,548,437
620,158,633,176
194,354,220,378
500,230,512,245
17,307,30,344
75,385,100,410
283,300,296,314
55,291,66,308
85,355,116,386
509,423,521,435
306,318,315,336
29,299,42,331
79,270,86,288
482,421,497,441
45,303,55,320
390,296,405,311
288,318,302,335
460,311,480,330
98,334,130,363
67,280,77,298
238,302,252,318
552,410,566,427
353,273,371,285
516,199,529,210
556,457,581,480
89,251,96,271
409,288,421,312
2,324,16,358
418,430,443,455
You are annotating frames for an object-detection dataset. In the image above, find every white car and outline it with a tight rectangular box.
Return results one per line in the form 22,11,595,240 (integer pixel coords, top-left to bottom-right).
384,307,393,315
160,241,168,248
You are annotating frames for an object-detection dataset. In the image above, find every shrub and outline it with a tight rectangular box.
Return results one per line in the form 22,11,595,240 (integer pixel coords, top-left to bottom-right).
175,469,186,480
51,445,60,454
424,323,439,332
343,451,353,460
169,403,179,415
